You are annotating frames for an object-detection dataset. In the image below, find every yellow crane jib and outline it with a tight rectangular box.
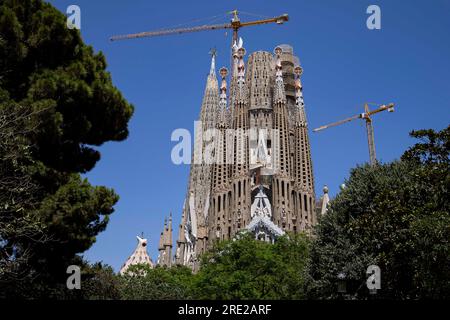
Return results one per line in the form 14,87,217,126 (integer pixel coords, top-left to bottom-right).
109,11,289,43
313,102,395,166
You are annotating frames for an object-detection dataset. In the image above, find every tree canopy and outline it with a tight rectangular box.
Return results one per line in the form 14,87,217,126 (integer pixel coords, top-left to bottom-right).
100,233,311,300
0,0,133,297
194,232,311,299
309,126,450,299
0,0,133,172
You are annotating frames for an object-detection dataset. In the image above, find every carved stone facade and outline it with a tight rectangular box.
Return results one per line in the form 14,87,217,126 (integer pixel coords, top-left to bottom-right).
163,41,318,269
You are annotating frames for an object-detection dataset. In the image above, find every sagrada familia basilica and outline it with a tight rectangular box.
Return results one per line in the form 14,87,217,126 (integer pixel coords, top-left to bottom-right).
120,40,330,274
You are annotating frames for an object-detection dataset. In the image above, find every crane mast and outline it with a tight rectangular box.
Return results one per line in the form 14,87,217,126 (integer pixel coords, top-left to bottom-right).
365,115,376,165
314,103,394,166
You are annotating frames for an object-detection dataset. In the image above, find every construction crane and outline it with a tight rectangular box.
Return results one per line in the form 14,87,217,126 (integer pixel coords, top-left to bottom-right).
109,9,289,47
313,103,395,166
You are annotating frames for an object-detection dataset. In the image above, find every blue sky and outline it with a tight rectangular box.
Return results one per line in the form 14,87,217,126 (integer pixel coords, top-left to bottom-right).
49,0,450,271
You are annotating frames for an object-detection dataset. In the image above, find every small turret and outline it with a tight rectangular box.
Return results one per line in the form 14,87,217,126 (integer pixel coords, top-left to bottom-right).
120,235,154,275
319,185,330,216
157,215,173,267
166,212,173,247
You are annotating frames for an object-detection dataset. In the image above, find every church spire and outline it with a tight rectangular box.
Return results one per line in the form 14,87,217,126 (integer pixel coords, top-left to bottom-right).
291,60,315,231
217,67,229,125
120,235,154,275
230,37,246,104
157,214,173,267
294,65,306,126
236,41,246,96
166,212,173,245
209,48,217,76
199,50,219,127
232,39,240,79
274,46,286,103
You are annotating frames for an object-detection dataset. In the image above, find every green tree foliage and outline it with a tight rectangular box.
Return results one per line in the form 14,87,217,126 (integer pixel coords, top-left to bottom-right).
0,0,133,172
309,126,450,299
77,233,310,300
0,0,133,297
400,126,450,297
119,264,195,300
79,261,122,300
195,232,311,299
0,104,48,296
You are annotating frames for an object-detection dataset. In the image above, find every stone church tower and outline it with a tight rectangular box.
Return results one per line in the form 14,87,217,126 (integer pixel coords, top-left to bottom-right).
166,40,317,269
